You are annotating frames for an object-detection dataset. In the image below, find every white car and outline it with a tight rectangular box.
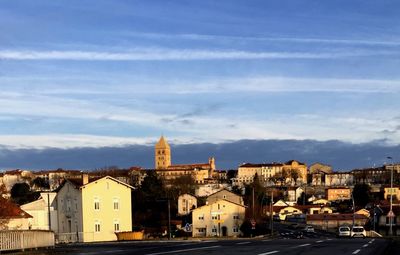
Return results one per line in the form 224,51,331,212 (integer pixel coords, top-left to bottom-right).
338,226,351,237
351,226,366,238
303,225,315,233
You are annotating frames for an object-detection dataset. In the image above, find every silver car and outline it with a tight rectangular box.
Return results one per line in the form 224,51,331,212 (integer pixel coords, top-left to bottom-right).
338,226,351,237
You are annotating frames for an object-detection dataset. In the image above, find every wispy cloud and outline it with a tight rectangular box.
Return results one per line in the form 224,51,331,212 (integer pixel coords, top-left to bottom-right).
2,76,399,95
0,47,391,61
123,32,400,47
0,134,154,149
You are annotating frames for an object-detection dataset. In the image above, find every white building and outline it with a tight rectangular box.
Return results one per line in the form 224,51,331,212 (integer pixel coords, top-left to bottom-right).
177,194,197,216
21,192,58,232
192,199,245,237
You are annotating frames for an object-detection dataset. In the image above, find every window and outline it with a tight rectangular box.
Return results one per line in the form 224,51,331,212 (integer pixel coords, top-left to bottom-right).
212,215,218,220
233,215,239,220
198,215,204,220
94,198,100,210
212,228,217,233
233,226,239,232
198,228,205,233
95,221,101,232
113,198,119,210
114,220,120,232
67,199,71,211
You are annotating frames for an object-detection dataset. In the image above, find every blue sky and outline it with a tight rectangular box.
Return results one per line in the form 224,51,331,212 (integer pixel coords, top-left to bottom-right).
1,0,400,150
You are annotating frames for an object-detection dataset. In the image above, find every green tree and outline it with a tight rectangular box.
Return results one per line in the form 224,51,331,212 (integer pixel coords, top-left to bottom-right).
132,170,167,229
32,177,50,190
352,183,372,207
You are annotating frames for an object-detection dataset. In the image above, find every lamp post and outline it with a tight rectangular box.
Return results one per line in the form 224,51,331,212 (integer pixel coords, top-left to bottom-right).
387,156,394,236
351,191,355,227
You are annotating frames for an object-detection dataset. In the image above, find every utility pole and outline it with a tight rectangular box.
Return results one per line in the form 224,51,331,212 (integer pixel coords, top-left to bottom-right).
252,187,255,219
270,188,274,237
387,157,394,236
47,193,51,230
168,199,171,240
351,191,355,227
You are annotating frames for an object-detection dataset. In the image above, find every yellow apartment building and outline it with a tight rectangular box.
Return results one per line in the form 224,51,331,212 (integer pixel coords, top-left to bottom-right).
57,175,133,242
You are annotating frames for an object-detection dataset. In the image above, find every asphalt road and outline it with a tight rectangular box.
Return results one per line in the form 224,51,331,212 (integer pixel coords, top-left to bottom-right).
23,237,389,255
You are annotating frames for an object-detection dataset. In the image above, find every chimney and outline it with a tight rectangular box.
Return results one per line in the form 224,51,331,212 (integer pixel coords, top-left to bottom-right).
82,173,89,185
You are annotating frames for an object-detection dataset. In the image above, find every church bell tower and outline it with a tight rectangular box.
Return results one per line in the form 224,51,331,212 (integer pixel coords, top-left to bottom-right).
155,136,171,169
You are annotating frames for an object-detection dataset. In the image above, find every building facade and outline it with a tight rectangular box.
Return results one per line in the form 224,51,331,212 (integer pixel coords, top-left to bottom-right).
56,175,133,242
177,194,197,216
192,199,245,237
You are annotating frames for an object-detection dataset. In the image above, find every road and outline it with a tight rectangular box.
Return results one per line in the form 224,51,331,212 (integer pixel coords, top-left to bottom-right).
26,237,389,255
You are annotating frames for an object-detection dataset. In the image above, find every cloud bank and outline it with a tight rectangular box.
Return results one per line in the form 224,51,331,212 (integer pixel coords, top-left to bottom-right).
0,139,398,171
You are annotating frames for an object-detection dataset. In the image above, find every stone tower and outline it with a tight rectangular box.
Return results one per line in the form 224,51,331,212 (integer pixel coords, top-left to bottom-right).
155,136,171,169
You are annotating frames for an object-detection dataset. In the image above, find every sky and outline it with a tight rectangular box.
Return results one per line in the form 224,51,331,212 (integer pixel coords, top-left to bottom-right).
0,1,400,169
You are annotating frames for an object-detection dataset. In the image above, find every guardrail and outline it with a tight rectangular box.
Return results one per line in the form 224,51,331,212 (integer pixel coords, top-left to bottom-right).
0,230,55,252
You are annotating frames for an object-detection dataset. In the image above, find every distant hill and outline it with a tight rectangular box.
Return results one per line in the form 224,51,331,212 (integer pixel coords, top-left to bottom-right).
0,139,398,171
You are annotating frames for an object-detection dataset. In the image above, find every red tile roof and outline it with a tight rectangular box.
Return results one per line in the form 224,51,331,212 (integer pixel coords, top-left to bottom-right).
240,163,283,168
0,197,32,219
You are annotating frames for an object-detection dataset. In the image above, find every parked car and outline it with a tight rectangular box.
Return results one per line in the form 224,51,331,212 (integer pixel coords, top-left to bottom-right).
289,223,300,229
303,225,315,233
351,226,366,238
338,226,351,238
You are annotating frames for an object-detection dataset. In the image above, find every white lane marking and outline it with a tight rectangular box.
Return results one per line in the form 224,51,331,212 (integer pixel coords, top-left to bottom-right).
258,251,279,255
262,239,272,242
297,243,311,247
363,244,369,248
316,240,324,243
327,238,332,241
352,249,361,254
145,245,221,255
174,243,198,247
237,241,251,245
104,251,125,254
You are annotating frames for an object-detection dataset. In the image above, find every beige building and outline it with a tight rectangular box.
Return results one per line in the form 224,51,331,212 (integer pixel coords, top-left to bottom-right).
21,192,58,232
234,160,307,186
56,175,133,242
154,136,216,184
325,172,353,186
207,189,244,205
234,162,283,186
2,169,33,192
192,199,245,237
384,186,400,200
282,160,307,184
178,194,197,216
309,163,332,174
273,206,303,221
326,188,351,201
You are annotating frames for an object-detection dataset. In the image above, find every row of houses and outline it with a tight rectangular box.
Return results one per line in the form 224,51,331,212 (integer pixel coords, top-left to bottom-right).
1,175,133,243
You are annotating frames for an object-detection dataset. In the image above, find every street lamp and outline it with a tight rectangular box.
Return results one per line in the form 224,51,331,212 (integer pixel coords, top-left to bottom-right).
387,156,394,236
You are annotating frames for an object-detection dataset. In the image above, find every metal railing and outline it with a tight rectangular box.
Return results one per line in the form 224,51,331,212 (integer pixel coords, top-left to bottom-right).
0,230,55,252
